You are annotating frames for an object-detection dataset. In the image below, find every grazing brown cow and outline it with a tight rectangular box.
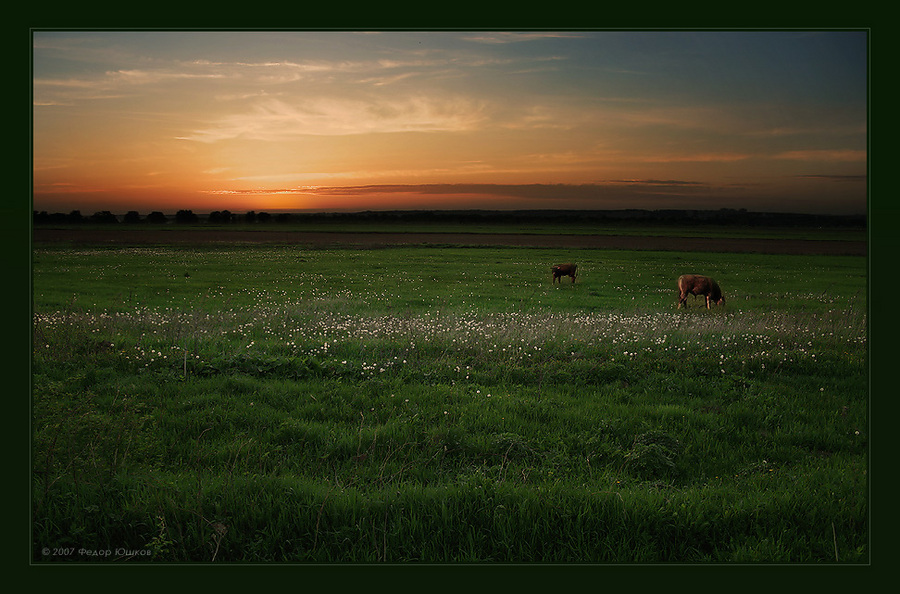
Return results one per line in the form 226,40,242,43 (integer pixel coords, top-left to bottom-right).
677,274,725,309
552,263,577,284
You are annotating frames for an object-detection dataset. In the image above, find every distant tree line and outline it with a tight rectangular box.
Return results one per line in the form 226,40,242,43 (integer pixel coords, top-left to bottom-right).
32,209,289,225
33,208,866,228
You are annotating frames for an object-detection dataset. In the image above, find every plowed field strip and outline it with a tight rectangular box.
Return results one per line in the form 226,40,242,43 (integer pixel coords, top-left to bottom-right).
32,228,866,256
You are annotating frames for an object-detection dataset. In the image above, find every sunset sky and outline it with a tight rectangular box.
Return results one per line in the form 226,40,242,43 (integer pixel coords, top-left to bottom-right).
32,30,868,216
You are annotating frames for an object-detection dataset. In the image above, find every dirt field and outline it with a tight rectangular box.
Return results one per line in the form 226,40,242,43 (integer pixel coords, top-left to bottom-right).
32,228,867,256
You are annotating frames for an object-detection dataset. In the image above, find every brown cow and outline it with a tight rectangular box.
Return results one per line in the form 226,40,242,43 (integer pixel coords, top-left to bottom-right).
552,263,577,284
677,274,725,309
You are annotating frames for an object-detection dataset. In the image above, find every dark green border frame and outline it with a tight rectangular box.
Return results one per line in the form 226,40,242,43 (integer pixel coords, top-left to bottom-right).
14,15,890,586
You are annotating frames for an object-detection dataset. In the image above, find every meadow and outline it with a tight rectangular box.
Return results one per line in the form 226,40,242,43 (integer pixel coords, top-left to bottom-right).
31,240,868,563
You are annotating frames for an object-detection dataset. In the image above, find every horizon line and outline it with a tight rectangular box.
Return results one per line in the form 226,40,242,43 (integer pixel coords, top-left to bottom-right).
32,206,867,218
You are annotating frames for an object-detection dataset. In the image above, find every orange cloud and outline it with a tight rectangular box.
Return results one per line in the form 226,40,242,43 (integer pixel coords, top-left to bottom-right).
774,150,867,162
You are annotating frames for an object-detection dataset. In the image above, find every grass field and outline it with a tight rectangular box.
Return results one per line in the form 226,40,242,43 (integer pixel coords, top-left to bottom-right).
31,238,868,563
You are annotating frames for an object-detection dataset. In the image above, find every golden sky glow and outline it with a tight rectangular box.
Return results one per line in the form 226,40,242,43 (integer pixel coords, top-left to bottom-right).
32,30,868,215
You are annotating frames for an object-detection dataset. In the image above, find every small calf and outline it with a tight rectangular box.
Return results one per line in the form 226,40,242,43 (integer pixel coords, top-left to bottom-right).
552,263,577,284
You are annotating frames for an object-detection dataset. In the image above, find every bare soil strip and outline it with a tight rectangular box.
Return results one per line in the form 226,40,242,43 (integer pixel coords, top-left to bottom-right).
32,228,867,256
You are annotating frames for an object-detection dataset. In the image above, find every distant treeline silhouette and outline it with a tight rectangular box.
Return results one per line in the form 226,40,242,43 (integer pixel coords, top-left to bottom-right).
32,208,866,228
32,209,281,225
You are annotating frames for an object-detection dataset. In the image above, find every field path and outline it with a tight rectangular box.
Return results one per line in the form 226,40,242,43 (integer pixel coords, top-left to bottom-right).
32,228,866,256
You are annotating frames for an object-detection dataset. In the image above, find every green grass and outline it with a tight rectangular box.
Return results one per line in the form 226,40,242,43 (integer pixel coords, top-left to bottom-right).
31,244,867,563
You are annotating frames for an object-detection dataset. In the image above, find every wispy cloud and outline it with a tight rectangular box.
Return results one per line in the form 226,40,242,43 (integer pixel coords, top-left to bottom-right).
775,150,867,162
607,179,706,187
34,51,531,103
461,32,587,44
178,95,489,141
202,181,713,199
631,152,752,164
197,181,739,213
796,174,867,182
